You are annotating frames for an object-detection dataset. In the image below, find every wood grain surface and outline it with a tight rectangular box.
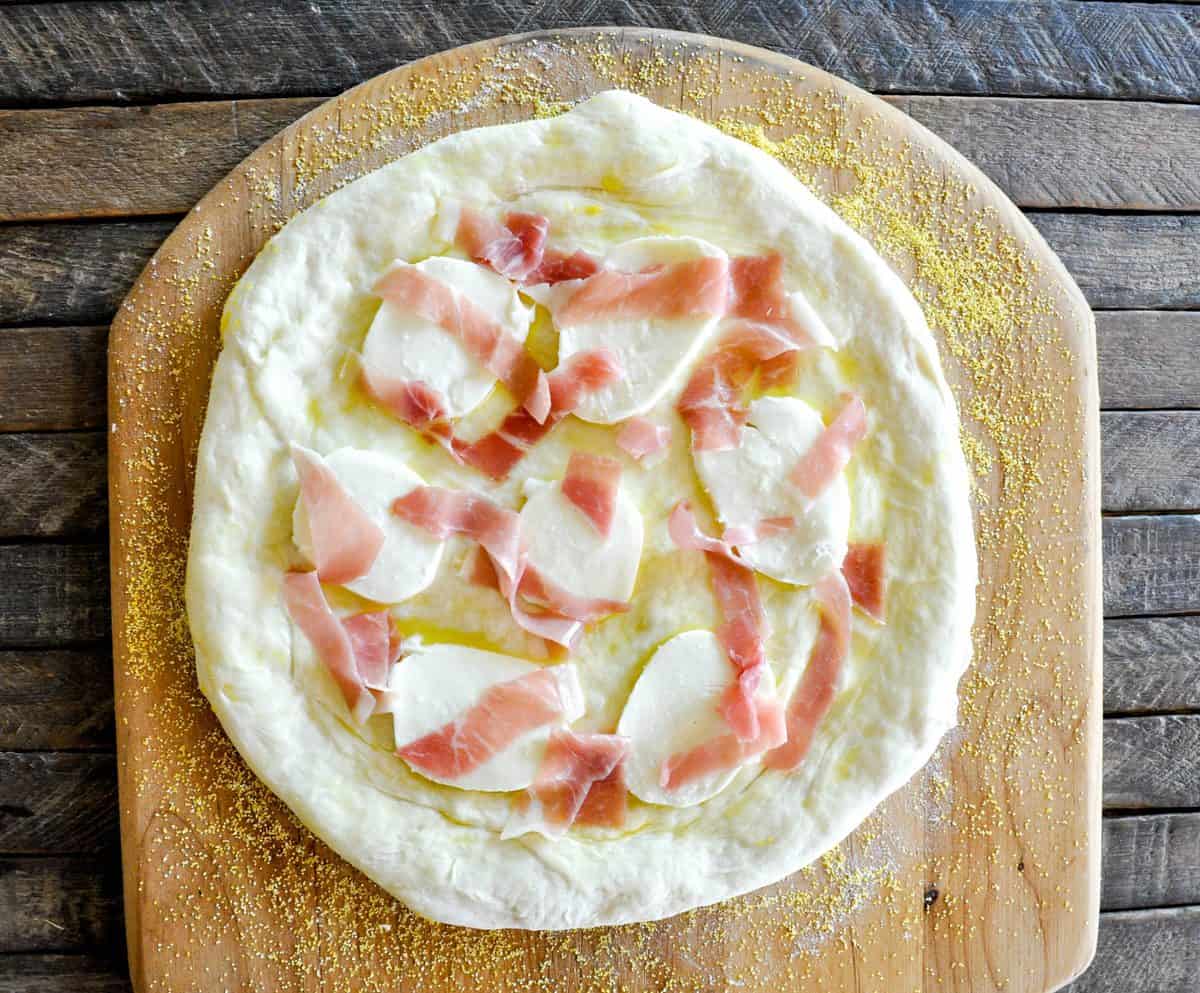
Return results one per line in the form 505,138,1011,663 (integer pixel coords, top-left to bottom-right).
101,25,1102,993
0,4,1196,993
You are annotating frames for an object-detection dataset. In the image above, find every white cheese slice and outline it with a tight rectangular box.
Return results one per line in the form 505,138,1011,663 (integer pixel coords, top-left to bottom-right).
519,478,643,603
695,396,850,586
388,645,584,792
362,256,533,418
292,447,443,604
617,630,778,808
543,235,727,423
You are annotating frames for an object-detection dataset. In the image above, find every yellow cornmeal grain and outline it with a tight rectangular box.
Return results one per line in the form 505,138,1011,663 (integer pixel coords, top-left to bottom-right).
111,33,1091,992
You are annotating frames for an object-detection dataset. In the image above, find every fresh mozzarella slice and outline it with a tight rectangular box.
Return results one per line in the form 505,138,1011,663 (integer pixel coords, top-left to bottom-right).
617,630,778,808
292,448,443,604
695,396,850,586
362,256,533,418
546,236,727,423
388,645,584,792
519,478,643,603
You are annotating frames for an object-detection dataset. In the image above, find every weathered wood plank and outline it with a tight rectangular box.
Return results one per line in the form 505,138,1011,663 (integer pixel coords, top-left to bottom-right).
1102,412,1200,512
0,98,320,222
0,855,122,953
0,1,1198,104
0,753,116,854
0,649,113,750
0,327,106,431
1030,212,1200,310
0,219,172,326
0,955,130,993
1103,716,1200,810
2,96,1197,223
0,544,108,646
0,434,106,538
1102,813,1200,912
1097,311,1200,410
1065,906,1200,993
1103,515,1200,617
1105,616,1200,716
1,213,1191,327
886,96,1200,211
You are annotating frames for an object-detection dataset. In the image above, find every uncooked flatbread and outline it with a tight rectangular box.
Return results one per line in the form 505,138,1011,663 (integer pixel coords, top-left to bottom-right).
186,91,976,930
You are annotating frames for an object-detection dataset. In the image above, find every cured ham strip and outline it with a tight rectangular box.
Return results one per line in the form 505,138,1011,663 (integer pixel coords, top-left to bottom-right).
561,452,622,537
396,666,576,779
616,417,671,461
393,486,626,648
359,370,459,449
374,263,549,420
527,730,630,831
667,501,770,742
527,247,601,286
660,697,786,791
559,255,730,325
788,394,868,500
677,323,802,451
728,253,824,347
283,571,376,724
843,542,886,621
575,762,629,827
764,570,851,771
722,516,796,548
290,444,384,585
457,349,623,481
340,610,391,690
456,207,600,286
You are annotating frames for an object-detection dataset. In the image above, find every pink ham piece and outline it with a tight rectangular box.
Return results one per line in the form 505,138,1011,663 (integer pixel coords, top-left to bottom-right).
373,263,549,421
340,610,391,690
677,323,803,451
456,349,623,482
396,666,578,779
764,570,851,771
283,571,376,724
660,697,786,791
727,253,824,347
722,516,796,548
616,417,671,461
359,372,458,451
524,730,630,831
561,452,622,537
575,762,629,827
527,247,600,286
667,501,770,742
559,255,730,326
393,486,626,649
457,207,547,283
290,444,384,586
788,394,868,500
844,541,886,621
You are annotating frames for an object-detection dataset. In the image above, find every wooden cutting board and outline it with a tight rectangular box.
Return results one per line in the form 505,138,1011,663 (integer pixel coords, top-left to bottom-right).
108,27,1101,993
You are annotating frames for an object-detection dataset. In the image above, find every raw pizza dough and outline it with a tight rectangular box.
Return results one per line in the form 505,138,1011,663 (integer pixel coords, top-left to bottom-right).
186,91,976,930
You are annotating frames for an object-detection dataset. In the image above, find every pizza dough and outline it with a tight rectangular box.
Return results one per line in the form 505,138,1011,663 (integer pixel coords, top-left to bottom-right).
186,90,976,930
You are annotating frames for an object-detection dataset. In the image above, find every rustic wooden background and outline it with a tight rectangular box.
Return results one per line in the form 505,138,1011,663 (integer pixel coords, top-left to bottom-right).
0,2,1197,991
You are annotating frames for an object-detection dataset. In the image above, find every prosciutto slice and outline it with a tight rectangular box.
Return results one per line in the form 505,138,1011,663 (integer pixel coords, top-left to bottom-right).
340,610,391,690
456,207,600,286
526,247,600,286
616,417,671,461
764,570,851,771
524,730,630,832
283,571,376,724
396,666,577,779
359,372,458,449
788,394,868,500
290,444,384,585
561,452,622,537
667,501,770,741
722,516,796,548
559,255,730,325
677,323,803,451
844,541,886,621
727,253,825,347
393,486,626,649
660,697,786,791
456,349,622,481
374,263,549,421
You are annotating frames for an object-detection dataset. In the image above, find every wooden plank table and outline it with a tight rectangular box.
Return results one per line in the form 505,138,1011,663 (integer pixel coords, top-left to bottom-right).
0,3,1196,991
